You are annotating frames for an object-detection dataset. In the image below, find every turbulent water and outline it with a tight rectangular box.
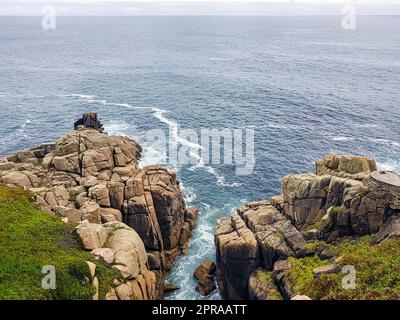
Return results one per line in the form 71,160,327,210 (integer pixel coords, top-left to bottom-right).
0,16,399,300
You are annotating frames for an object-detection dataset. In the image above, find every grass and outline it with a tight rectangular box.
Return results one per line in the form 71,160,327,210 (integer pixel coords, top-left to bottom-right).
34,158,44,166
0,184,120,300
304,221,322,232
288,236,400,300
68,194,77,205
288,255,329,296
253,270,282,300
356,190,367,198
330,206,342,215
324,186,332,194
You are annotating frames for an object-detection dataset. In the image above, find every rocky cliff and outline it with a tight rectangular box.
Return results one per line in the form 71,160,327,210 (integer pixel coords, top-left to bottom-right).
0,112,198,300
215,155,400,300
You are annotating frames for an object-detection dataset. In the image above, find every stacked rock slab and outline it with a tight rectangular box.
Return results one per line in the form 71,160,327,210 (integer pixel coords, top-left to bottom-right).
0,113,198,300
77,220,157,300
279,155,400,240
215,154,400,300
215,201,308,300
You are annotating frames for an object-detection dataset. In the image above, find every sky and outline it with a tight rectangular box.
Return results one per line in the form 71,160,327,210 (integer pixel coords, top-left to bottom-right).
1,0,400,15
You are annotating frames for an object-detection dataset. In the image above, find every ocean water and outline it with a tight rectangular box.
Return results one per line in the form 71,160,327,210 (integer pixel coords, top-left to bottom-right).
0,16,399,300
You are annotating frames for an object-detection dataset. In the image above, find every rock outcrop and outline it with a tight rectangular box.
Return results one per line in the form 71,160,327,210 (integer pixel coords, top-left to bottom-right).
74,112,104,132
193,259,216,296
215,201,308,299
215,154,400,300
85,221,157,300
0,113,198,300
279,156,400,241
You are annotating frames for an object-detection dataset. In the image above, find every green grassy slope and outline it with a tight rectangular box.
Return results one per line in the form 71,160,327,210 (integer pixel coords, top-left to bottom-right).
0,185,119,300
289,236,400,300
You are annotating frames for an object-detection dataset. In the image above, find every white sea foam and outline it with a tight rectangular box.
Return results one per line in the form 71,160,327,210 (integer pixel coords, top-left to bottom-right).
69,93,241,188
103,121,131,135
331,136,355,142
139,145,167,167
377,161,400,173
368,138,400,148
65,93,97,99
180,181,197,204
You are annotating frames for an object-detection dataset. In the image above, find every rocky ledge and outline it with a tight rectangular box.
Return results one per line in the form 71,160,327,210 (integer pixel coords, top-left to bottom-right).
0,113,199,300
215,155,400,300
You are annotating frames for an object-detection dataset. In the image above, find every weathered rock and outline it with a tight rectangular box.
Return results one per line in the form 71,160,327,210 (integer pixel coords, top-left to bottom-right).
147,251,162,270
0,162,17,171
74,112,104,132
89,184,110,207
281,173,363,230
272,260,294,300
86,261,97,279
213,155,400,301
75,220,107,250
60,207,82,224
92,276,99,300
193,259,216,280
371,216,400,244
123,166,198,271
104,221,147,268
186,207,199,230
215,214,259,300
215,200,309,300
99,208,122,223
291,295,312,300
129,279,144,300
91,248,115,264
115,282,132,300
313,264,338,277
105,288,118,300
238,202,309,270
108,181,125,209
81,201,101,224
316,154,377,180
1,171,39,188
279,161,399,239
195,275,216,296
113,250,140,279
145,166,186,251
164,283,180,292
193,259,217,296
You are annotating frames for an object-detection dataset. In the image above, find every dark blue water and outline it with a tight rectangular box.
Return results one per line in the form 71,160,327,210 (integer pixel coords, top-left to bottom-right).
0,16,399,299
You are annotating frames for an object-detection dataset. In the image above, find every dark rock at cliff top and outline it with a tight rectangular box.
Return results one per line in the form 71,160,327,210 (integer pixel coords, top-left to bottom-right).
74,112,104,132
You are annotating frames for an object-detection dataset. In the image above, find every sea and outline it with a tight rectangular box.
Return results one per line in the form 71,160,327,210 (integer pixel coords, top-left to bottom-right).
0,15,399,300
